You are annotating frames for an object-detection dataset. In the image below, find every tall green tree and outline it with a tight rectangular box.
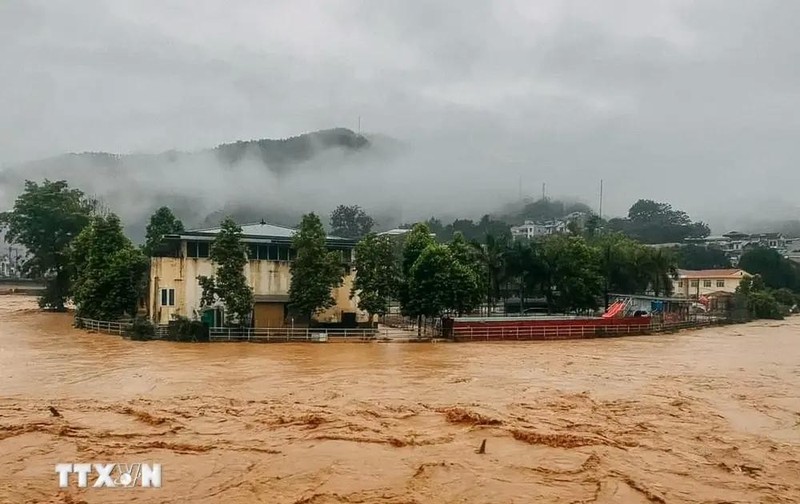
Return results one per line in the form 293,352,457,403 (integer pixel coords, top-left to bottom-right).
675,245,731,270
540,235,603,313
739,247,800,292
399,224,436,319
197,218,253,325
330,205,374,239
143,206,185,256
640,248,677,296
351,233,398,325
446,233,484,315
608,199,710,244
289,213,344,321
407,243,481,319
72,214,149,320
505,239,544,311
470,234,508,312
0,180,94,310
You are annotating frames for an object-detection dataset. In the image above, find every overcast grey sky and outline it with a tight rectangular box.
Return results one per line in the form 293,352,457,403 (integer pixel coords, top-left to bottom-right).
1,0,799,226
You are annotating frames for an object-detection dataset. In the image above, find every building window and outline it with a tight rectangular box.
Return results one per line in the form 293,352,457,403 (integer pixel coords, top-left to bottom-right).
160,288,175,306
186,241,209,258
690,280,699,287
717,280,725,287
703,280,712,287
678,280,684,287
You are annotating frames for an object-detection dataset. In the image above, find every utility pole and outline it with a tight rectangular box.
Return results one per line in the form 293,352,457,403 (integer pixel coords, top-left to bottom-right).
599,179,604,219
542,182,546,200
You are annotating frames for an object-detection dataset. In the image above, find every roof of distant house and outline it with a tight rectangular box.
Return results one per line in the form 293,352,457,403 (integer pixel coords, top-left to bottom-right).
168,221,352,243
676,268,750,279
378,228,412,236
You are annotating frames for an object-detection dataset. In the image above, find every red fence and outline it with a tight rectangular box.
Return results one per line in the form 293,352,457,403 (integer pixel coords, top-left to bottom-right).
450,317,701,341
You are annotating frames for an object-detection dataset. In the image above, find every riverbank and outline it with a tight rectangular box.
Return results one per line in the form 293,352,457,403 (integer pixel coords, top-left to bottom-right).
1,295,799,503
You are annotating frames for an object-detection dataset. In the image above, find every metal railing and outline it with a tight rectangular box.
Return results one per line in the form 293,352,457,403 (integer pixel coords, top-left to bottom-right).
208,326,381,342
451,319,717,341
75,317,133,336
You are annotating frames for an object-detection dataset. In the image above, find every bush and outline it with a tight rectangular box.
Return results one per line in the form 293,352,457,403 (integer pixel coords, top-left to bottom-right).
166,317,209,342
747,291,784,320
127,317,155,341
771,288,799,312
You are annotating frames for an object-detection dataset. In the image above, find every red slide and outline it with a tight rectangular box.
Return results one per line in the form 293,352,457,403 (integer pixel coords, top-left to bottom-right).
602,301,625,318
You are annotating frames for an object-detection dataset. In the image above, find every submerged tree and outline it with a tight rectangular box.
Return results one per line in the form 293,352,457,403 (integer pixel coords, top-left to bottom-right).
289,213,344,321
197,218,253,326
351,233,398,325
143,206,185,256
72,214,149,320
0,180,94,310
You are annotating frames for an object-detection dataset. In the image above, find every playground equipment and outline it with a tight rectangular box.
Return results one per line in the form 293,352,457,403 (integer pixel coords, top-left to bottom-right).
602,298,631,318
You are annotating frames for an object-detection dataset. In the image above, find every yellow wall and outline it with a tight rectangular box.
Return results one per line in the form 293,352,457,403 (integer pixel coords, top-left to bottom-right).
672,276,747,298
149,254,364,325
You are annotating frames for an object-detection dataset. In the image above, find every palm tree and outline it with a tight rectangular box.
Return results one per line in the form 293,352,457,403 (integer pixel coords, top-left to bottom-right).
639,248,678,296
471,234,508,314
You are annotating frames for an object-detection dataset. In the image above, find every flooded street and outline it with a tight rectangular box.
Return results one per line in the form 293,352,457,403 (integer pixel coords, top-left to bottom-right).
1,296,799,503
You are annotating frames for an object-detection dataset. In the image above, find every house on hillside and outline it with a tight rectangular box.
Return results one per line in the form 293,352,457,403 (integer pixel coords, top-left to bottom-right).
684,231,795,266
148,222,368,327
672,269,751,299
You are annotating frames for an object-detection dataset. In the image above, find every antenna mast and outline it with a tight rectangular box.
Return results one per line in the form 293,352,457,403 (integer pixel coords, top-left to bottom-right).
599,179,604,219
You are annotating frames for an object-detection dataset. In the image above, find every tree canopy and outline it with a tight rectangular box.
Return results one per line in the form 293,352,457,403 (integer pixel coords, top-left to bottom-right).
72,214,148,320
143,206,184,256
351,233,398,324
330,204,374,239
738,247,800,292
607,199,710,244
289,213,344,320
198,218,253,326
675,245,731,270
0,179,94,310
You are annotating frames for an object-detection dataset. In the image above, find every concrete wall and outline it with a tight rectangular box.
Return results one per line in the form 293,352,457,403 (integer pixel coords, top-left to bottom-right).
673,277,744,298
149,253,365,325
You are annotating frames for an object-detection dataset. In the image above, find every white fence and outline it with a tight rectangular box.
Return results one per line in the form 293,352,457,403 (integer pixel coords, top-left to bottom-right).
208,326,381,342
75,317,132,336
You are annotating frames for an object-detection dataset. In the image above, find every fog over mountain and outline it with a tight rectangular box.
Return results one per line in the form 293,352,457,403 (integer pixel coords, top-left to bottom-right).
2,1,799,238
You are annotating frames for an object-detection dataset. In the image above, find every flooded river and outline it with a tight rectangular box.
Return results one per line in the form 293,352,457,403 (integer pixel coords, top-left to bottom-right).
1,295,799,503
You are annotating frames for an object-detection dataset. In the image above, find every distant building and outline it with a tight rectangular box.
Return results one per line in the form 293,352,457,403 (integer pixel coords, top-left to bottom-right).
685,231,796,266
672,269,751,299
510,212,589,241
510,221,549,240
148,222,367,327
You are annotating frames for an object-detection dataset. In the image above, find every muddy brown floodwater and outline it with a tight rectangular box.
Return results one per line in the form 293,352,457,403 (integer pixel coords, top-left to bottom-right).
1,296,799,503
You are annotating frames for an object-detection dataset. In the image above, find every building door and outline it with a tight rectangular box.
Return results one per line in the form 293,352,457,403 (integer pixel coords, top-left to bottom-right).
254,303,285,328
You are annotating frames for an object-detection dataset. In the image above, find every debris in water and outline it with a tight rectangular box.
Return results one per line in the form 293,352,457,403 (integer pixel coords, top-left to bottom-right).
476,439,486,454
48,406,61,417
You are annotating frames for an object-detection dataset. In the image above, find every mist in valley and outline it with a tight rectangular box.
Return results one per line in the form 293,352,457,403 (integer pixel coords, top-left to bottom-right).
2,0,800,240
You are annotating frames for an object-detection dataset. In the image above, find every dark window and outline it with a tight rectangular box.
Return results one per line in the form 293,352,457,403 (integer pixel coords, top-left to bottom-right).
160,288,175,306
186,241,198,258
267,245,278,260
197,241,209,258
256,245,267,260
248,244,258,259
279,246,290,261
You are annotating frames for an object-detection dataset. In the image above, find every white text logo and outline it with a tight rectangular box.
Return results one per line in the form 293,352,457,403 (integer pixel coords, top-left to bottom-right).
55,463,161,488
